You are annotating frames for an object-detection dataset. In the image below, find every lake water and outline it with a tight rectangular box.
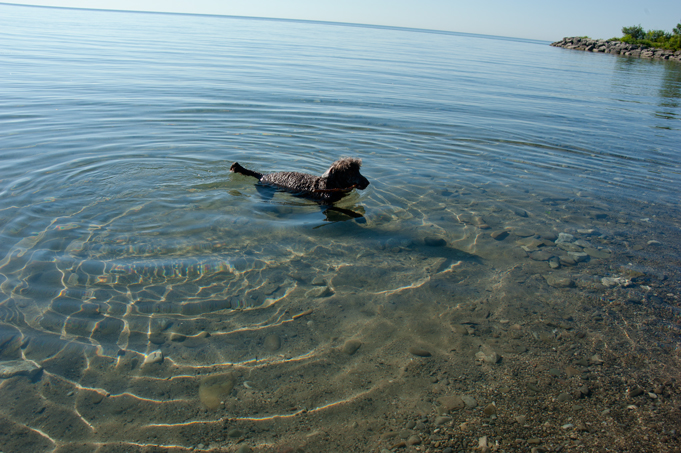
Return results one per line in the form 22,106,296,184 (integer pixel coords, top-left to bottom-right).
1,4,680,452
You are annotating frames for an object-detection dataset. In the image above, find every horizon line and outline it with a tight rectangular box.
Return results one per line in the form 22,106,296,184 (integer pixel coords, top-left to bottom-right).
0,1,552,45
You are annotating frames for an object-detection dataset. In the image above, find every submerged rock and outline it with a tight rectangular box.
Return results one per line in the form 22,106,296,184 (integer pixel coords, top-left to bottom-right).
438,395,465,412
143,350,164,365
342,339,362,355
475,351,501,364
568,251,589,262
424,237,447,247
490,230,509,240
555,232,574,244
529,250,553,261
0,360,43,381
584,247,611,259
199,373,236,410
483,403,497,416
305,285,334,298
264,334,281,351
460,395,478,409
408,346,432,357
544,275,575,288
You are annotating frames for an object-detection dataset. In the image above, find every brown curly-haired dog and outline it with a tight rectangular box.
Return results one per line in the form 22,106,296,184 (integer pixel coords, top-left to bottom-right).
230,158,369,204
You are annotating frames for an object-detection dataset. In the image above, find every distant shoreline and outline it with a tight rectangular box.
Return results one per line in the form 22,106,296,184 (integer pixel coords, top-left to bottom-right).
551,37,681,63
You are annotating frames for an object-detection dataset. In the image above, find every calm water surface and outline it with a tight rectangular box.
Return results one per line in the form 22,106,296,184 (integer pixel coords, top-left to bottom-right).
0,4,680,452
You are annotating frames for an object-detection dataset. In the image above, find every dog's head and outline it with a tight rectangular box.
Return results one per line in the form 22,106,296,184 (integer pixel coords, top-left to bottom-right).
322,157,370,190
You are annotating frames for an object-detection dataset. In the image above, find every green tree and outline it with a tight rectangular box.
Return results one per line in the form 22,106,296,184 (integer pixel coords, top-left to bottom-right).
616,22,680,51
622,25,645,40
646,29,670,42
673,21,681,35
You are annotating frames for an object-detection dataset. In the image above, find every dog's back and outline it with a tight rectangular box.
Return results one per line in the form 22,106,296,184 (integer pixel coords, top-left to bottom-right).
231,158,369,203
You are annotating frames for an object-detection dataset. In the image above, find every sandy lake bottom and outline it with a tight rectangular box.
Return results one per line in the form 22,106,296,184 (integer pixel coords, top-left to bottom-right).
1,183,680,453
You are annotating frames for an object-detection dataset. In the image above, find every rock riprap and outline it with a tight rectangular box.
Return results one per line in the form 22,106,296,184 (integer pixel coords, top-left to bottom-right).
551,37,681,62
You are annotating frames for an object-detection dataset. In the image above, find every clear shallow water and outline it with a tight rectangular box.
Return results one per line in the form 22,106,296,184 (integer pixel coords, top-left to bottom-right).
1,4,680,452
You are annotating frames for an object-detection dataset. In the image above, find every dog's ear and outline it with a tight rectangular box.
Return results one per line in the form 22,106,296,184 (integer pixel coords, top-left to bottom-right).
322,158,361,178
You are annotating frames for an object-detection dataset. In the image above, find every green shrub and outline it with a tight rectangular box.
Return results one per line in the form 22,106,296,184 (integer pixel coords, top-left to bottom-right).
616,22,680,51
622,25,645,40
645,30,668,41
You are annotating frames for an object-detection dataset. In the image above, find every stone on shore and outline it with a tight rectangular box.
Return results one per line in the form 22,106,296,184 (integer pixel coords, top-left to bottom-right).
551,36,681,63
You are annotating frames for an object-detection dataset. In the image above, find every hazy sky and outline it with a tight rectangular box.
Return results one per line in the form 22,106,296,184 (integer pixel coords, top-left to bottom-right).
3,0,681,41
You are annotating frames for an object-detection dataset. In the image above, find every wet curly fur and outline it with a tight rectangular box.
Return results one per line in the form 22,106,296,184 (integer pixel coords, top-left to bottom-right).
230,158,369,203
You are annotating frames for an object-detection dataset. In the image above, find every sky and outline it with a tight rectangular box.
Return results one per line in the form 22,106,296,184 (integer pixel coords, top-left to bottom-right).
2,0,681,41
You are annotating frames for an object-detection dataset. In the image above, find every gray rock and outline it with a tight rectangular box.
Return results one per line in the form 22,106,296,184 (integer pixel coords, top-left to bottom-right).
143,350,164,365
628,386,644,397
311,275,327,285
529,251,553,261
435,415,452,425
408,346,432,357
540,232,558,241
544,275,575,288
519,239,544,252
556,392,572,403
407,435,421,445
342,339,362,355
559,255,577,266
0,360,43,380
424,237,447,247
439,395,465,412
601,277,627,287
584,247,611,259
555,233,574,243
475,351,501,364
567,251,589,262
264,334,281,352
491,230,509,240
305,285,334,298
461,395,478,409
558,242,583,252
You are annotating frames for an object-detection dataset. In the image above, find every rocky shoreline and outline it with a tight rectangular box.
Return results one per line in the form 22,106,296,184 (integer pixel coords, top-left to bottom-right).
551,36,681,63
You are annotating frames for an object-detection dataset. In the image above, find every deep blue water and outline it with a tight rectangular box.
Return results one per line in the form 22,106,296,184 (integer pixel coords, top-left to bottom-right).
0,4,680,451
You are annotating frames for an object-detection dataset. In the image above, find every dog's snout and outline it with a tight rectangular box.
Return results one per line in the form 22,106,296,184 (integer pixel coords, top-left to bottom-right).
359,176,370,190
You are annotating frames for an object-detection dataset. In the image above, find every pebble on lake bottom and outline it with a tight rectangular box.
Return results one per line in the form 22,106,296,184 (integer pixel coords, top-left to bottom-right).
342,339,362,355
408,346,432,357
264,334,281,351
143,350,163,365
198,373,236,410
